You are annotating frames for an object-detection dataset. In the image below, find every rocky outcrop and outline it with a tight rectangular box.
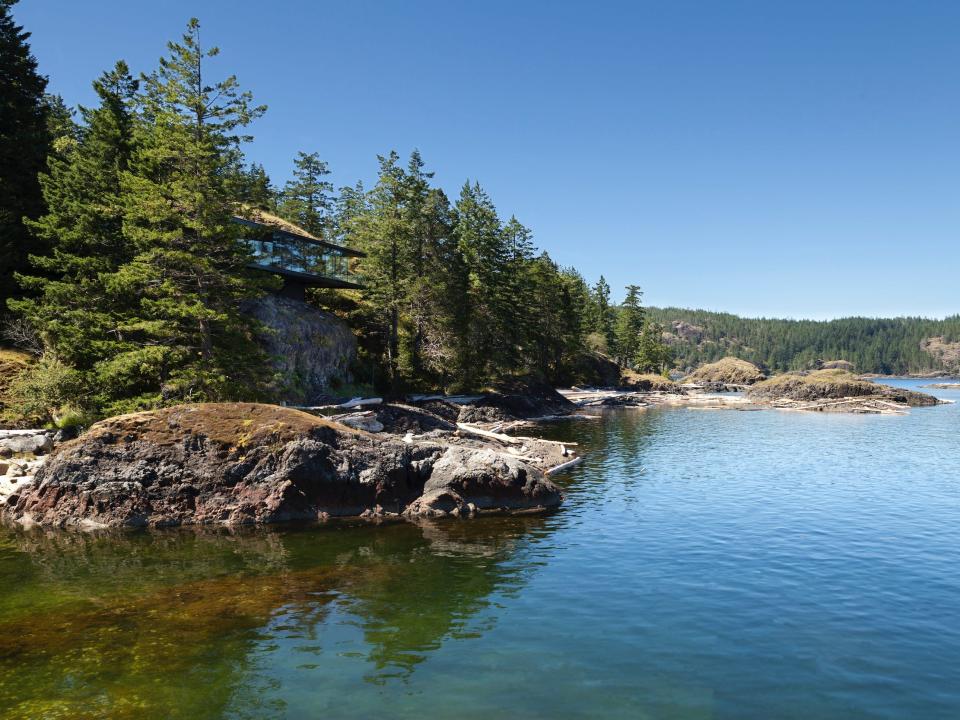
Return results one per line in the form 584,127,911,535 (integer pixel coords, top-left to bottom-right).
0,429,54,455
921,337,960,373
570,352,622,387
684,357,766,386
747,370,940,412
456,378,575,423
619,370,683,393
4,403,562,528
819,360,855,371
404,447,559,517
243,295,356,405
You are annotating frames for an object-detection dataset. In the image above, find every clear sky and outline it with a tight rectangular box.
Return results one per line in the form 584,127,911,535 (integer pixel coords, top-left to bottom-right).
14,0,960,319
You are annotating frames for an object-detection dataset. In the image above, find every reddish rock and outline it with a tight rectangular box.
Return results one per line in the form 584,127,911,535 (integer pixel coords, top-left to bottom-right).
6,403,562,528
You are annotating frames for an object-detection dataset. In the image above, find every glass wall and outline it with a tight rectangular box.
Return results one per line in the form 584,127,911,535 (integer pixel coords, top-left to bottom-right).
243,235,352,281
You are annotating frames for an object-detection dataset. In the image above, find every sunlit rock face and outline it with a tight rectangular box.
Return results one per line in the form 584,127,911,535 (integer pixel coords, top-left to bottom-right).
243,295,356,405
5,403,562,528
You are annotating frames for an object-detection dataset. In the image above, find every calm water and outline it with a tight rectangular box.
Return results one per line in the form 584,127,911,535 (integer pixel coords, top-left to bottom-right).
2,379,960,719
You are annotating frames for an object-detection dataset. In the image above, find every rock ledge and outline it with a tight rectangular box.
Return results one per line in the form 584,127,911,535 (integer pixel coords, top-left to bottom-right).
4,403,563,528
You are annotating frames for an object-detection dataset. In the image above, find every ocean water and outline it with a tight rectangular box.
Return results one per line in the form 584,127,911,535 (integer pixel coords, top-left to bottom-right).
1,379,958,719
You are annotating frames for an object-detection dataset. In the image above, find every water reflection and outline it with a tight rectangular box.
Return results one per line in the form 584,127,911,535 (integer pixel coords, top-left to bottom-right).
0,517,551,719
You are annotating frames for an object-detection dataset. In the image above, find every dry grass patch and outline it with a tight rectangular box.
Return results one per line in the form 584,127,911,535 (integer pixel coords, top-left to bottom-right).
620,369,677,392
0,348,35,426
684,357,766,385
748,369,938,407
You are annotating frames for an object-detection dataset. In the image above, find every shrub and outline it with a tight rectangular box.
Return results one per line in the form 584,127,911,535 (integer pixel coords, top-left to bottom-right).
6,355,89,425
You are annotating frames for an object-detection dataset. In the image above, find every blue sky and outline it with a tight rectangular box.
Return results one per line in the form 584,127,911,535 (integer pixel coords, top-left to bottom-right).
15,1,960,318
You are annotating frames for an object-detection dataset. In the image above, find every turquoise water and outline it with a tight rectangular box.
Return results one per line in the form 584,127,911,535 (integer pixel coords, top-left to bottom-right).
1,378,959,719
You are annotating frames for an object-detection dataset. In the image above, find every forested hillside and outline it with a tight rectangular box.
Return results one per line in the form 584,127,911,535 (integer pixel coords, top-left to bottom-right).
0,8,671,424
647,308,960,375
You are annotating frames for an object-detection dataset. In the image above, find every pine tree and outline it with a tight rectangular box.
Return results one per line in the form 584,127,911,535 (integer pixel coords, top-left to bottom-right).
0,0,51,317
11,62,139,389
103,18,274,410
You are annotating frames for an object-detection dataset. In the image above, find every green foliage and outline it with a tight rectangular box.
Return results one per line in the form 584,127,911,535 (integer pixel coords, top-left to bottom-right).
589,276,615,351
6,354,87,424
647,307,960,375
0,0,52,317
614,284,645,365
104,18,276,409
4,12,653,415
12,61,139,375
337,153,601,392
11,19,280,418
635,320,671,373
277,151,335,237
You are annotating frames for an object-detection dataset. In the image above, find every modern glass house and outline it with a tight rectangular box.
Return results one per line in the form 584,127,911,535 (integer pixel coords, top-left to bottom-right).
235,210,364,300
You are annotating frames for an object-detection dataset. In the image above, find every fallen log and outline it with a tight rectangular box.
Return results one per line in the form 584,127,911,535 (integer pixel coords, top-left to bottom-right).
546,457,583,475
455,422,523,445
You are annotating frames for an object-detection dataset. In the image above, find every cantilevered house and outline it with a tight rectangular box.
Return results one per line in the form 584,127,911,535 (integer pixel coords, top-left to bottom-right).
234,209,364,301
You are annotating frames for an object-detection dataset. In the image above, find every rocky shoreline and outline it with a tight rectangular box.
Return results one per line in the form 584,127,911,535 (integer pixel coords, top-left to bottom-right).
1,368,948,529
2,403,571,529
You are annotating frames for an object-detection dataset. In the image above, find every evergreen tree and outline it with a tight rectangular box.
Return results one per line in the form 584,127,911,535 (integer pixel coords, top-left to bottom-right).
277,151,334,237
400,151,456,383
0,0,51,317
501,215,536,367
635,320,671,373
614,284,645,366
12,62,139,391
103,18,274,410
346,151,409,387
590,275,615,352
524,255,588,379
225,156,274,210
452,181,512,385
42,93,77,152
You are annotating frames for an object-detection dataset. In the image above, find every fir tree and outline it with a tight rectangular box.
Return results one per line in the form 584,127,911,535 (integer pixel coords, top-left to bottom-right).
278,151,334,237
635,320,671,373
452,181,511,385
397,151,462,384
346,151,409,387
501,215,536,367
104,18,274,410
0,0,51,317
590,275,616,352
615,284,645,366
12,62,139,388
42,93,77,155
225,156,274,210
